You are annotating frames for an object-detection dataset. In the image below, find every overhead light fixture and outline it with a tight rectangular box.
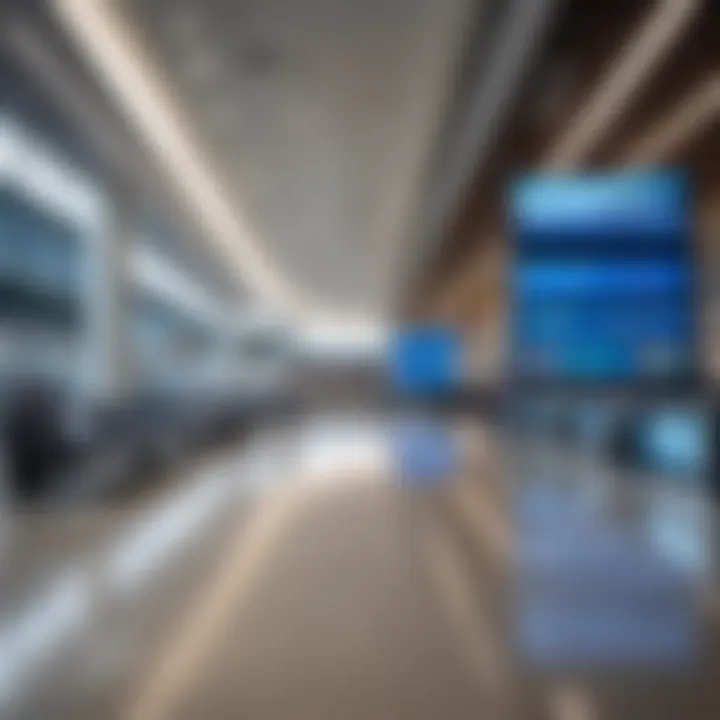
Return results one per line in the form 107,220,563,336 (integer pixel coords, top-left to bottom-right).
547,0,701,169
51,0,312,316
625,76,720,164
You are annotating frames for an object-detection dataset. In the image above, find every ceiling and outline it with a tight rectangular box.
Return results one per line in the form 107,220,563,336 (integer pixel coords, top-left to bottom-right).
12,0,715,336
52,0,479,320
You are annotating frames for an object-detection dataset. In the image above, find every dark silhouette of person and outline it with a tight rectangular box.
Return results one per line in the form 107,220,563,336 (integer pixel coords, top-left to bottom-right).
4,379,64,504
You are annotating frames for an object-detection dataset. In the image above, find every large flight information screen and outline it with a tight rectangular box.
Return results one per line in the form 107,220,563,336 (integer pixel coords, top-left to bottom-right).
509,171,695,383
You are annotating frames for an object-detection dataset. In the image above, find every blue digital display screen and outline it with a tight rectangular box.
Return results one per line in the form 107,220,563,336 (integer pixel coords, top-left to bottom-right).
512,171,689,238
391,325,459,395
516,263,691,294
510,171,694,382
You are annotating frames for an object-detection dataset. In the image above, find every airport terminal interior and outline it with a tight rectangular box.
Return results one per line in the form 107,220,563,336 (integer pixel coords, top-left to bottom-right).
0,1,720,718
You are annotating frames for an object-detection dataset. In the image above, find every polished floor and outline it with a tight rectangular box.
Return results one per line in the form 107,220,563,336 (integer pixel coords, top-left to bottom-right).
0,415,719,719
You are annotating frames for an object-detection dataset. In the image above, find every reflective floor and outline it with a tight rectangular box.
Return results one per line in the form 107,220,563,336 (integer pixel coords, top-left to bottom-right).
1,414,719,719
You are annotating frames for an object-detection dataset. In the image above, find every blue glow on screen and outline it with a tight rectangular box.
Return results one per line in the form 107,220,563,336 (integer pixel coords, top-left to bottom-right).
512,171,688,237
391,326,459,395
510,171,694,380
516,301,691,344
516,263,691,294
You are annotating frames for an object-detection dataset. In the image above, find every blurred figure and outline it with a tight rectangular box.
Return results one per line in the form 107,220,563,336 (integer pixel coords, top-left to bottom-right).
3,378,65,505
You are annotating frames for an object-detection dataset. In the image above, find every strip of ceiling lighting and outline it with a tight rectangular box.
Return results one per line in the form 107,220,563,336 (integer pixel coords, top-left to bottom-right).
625,76,720,164
51,0,312,317
546,0,701,169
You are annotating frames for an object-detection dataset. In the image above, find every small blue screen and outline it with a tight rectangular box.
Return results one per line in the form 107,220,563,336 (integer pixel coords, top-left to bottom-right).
391,325,459,395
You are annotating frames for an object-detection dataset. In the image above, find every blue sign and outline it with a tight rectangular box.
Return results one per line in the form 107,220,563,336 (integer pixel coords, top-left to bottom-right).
510,170,694,381
512,171,689,238
391,325,459,395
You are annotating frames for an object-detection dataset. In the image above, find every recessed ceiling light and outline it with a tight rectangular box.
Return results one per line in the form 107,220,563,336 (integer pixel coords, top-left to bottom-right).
52,0,311,316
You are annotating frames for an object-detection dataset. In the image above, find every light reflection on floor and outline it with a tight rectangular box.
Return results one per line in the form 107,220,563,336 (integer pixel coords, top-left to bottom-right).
0,414,717,719
296,413,392,484
0,414,403,712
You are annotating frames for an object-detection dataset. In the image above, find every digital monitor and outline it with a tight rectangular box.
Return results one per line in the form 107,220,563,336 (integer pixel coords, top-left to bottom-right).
509,170,695,383
390,325,459,396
